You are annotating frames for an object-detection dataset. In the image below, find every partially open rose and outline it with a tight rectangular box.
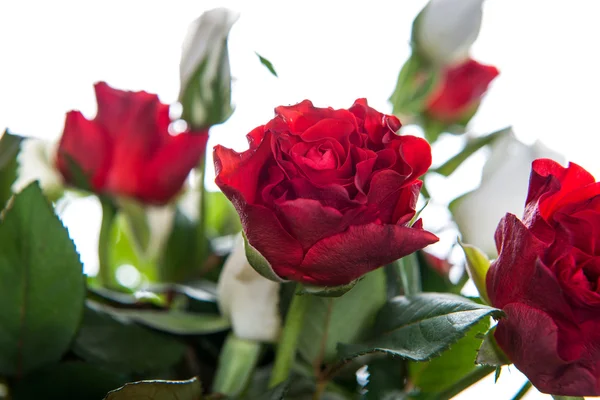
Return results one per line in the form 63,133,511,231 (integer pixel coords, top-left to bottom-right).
488,159,600,396
214,99,438,286
57,82,208,205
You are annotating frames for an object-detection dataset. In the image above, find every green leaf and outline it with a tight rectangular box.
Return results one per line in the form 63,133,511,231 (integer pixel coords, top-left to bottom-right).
551,396,585,400
458,240,491,304
337,293,504,363
389,54,439,117
205,190,242,238
363,357,407,399
476,326,510,367
159,208,198,283
11,362,129,400
433,127,511,177
72,302,186,373
104,377,202,400
416,251,455,294
256,52,278,77
409,319,490,393
0,182,85,377
255,381,289,400
0,130,23,210
100,304,231,335
298,269,387,364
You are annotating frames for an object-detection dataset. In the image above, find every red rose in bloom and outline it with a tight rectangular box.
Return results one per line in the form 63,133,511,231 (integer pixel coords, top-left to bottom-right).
487,159,600,396
214,99,438,286
425,59,499,122
56,82,208,205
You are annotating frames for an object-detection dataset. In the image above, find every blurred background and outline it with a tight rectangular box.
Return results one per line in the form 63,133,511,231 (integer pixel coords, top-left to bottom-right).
1,1,598,398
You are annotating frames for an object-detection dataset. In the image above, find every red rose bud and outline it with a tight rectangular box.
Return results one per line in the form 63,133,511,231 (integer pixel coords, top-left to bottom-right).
214,99,438,287
487,159,600,396
425,59,499,123
56,82,208,205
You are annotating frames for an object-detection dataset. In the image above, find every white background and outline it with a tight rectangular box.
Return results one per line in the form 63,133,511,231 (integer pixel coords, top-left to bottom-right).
1,1,598,398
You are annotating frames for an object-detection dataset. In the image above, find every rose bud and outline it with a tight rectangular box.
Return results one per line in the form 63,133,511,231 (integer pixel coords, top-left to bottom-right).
179,8,239,130
425,58,499,124
452,131,563,256
217,234,281,342
56,82,208,205
414,0,485,65
487,159,600,396
214,99,438,287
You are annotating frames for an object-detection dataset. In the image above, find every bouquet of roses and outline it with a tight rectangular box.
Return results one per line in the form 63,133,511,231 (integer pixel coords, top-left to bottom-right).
0,1,597,399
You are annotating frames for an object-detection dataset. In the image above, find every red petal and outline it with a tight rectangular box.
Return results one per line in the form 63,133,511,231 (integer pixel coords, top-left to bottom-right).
495,304,596,396
281,223,438,286
56,111,111,191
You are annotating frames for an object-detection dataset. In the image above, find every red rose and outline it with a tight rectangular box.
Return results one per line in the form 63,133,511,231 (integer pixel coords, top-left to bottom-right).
425,59,499,122
56,82,208,205
214,99,438,286
487,159,600,396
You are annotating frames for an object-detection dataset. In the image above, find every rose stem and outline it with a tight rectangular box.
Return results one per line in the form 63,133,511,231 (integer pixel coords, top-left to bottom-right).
436,366,495,399
212,333,262,396
512,381,533,400
98,198,118,289
268,291,311,388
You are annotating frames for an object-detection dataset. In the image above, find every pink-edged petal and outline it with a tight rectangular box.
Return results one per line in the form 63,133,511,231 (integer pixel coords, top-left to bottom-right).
56,110,112,191
284,223,438,286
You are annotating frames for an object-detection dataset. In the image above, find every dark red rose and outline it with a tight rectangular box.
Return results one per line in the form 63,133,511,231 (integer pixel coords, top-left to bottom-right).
56,82,208,205
425,59,499,123
214,99,438,286
487,159,600,396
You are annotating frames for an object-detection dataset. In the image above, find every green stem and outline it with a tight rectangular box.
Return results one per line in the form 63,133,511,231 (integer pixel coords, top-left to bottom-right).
213,333,262,396
268,292,311,388
436,366,495,400
512,381,532,400
98,199,117,289
196,159,209,271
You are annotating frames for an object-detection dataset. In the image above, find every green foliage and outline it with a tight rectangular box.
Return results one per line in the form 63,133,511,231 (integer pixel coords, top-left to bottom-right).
458,240,491,304
104,377,202,400
476,326,510,367
72,302,186,374
389,54,439,117
433,127,511,177
409,319,490,394
298,269,387,364
0,130,23,209
160,208,200,283
363,357,407,399
0,182,85,377
11,362,129,400
256,52,278,77
337,293,504,363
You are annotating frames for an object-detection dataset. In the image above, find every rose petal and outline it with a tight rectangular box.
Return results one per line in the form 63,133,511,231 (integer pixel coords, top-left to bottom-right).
495,303,595,396
56,111,111,191
279,223,438,286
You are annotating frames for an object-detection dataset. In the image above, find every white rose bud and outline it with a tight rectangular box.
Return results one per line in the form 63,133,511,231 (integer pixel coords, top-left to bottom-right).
452,132,564,256
12,138,63,200
415,0,484,65
217,234,281,342
179,8,239,129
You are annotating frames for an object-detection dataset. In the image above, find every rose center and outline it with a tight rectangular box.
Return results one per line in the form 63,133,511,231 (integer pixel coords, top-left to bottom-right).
304,145,336,170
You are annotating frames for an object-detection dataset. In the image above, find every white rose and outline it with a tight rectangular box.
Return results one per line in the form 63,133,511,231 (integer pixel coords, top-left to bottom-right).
452,131,564,256
12,137,63,200
415,0,484,65
179,8,239,129
217,234,281,342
